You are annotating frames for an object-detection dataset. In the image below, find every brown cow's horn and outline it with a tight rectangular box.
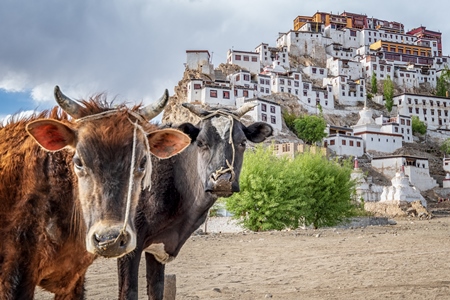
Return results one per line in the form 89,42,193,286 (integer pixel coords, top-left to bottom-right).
181,103,210,117
139,89,169,120
235,102,257,118
54,85,84,119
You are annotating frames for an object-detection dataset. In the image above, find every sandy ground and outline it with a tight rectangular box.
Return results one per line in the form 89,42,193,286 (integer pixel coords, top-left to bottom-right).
35,216,450,300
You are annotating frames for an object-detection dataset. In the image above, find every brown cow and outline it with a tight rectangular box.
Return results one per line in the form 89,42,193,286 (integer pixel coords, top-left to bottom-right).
0,86,190,299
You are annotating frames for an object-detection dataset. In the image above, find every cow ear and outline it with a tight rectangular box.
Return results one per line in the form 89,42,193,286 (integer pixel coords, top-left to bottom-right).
177,123,200,142
147,128,191,159
243,122,273,143
26,120,76,151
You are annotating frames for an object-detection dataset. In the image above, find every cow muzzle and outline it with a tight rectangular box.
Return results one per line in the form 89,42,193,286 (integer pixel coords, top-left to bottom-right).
86,224,136,258
206,172,239,197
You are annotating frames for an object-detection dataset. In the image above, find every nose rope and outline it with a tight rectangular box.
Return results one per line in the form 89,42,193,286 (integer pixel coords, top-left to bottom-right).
201,111,237,182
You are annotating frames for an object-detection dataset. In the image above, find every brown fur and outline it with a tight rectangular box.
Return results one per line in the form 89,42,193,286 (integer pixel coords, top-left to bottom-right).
0,97,158,299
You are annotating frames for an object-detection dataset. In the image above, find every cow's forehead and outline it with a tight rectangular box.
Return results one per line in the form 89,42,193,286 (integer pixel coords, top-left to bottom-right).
210,115,232,139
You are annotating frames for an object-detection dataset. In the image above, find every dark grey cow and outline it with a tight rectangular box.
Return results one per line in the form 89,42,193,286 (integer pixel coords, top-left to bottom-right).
117,103,273,299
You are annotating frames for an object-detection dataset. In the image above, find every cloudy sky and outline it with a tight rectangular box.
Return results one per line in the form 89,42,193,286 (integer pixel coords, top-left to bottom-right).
1,0,449,121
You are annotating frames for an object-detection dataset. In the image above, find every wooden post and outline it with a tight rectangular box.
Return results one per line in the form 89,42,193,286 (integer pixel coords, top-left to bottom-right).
163,274,176,300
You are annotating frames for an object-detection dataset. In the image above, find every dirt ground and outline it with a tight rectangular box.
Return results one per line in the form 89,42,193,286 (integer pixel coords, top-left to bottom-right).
35,216,450,300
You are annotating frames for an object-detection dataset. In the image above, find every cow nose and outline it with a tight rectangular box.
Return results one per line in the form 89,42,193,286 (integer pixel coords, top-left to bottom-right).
211,172,232,182
91,228,131,258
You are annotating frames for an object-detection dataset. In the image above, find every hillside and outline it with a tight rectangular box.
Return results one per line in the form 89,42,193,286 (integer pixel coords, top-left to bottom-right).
162,68,449,210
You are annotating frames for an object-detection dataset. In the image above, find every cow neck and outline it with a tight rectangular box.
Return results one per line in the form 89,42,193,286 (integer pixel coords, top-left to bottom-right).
75,109,150,244
200,110,237,183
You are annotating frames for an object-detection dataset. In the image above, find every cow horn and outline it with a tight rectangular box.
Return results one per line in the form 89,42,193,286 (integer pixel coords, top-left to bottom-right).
54,85,84,119
139,89,170,120
235,102,257,118
181,103,209,117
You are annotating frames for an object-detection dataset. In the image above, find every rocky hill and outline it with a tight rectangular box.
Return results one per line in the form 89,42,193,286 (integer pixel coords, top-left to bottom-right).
162,69,449,209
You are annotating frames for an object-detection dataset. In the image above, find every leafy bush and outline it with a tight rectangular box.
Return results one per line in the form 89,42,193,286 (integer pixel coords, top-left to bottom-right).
225,146,356,231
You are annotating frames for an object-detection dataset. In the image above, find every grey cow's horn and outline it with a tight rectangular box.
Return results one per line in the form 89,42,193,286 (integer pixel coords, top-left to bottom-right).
139,89,170,120
234,102,257,118
181,103,209,117
54,85,84,119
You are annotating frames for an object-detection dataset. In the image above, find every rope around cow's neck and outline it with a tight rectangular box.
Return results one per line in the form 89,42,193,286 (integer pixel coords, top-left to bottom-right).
200,110,237,182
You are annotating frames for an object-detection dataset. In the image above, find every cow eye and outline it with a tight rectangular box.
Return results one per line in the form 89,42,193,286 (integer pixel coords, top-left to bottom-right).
197,140,207,149
239,140,247,148
73,156,83,170
138,156,147,172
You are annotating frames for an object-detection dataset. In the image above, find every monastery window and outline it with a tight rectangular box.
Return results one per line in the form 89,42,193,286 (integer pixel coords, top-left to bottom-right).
235,55,241,61
210,90,217,98
407,119,411,126
445,111,449,117
357,141,361,147
437,101,441,106
271,116,276,124
288,88,291,93
236,74,240,81
244,74,250,81
407,129,410,134
294,74,300,80
421,108,425,114
414,99,418,105
265,79,270,85
369,38,372,42
288,80,292,86
312,68,317,74
432,118,435,122
400,73,404,77
399,99,402,105
380,66,384,71
430,100,434,106
342,140,346,146
401,119,405,125
409,107,413,113
380,74,384,78
378,138,380,142
243,90,249,97
280,79,285,85
431,110,435,115
408,98,412,105
295,89,298,95
234,90,238,96
280,87,284,93
342,92,345,96
308,98,311,104
260,87,264,93
406,73,410,78
425,117,427,121
330,139,335,146
243,56,249,61
325,101,328,106
294,81,299,87
261,113,267,122
303,83,310,89
251,57,258,62
439,110,442,116
194,84,201,90
260,79,265,84
349,140,354,146
373,64,377,70
395,127,399,132
303,90,308,96
415,108,420,114
266,88,270,93
387,66,391,72
422,100,426,105
324,94,328,99
371,137,373,142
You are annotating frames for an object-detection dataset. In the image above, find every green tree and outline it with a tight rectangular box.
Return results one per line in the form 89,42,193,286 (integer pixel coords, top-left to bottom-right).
282,111,297,134
371,71,378,94
441,138,450,155
383,75,394,112
225,146,356,231
293,114,327,145
411,115,427,135
436,66,450,97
